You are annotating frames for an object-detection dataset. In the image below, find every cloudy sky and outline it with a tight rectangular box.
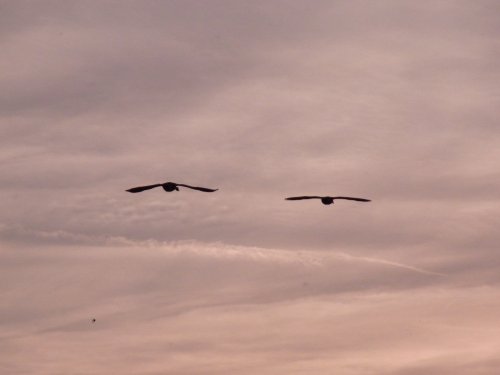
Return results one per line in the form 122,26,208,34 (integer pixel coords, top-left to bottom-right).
1,1,500,374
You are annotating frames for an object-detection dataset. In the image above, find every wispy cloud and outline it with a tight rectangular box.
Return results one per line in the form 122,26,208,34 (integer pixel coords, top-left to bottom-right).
334,252,446,276
2,0,500,373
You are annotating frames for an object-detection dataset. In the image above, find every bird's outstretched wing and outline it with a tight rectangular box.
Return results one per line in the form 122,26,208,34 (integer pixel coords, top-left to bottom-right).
285,196,323,200
176,183,218,192
331,196,371,202
126,184,162,193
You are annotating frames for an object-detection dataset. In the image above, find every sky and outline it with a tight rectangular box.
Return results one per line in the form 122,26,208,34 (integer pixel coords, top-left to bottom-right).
1,1,500,374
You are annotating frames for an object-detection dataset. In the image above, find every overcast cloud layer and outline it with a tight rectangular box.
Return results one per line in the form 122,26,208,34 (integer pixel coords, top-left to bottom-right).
1,1,500,374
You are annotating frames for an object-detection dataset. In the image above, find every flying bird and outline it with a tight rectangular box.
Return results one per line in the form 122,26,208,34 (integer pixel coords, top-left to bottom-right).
126,181,218,193
91,318,96,323
285,196,371,205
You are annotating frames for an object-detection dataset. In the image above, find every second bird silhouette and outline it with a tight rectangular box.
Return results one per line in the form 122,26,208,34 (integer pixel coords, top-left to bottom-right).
286,196,371,205
126,181,218,193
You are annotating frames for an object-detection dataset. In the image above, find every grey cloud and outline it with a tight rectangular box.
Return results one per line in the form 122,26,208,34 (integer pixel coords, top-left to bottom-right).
0,241,444,328
390,356,500,375
2,1,500,373
2,243,500,375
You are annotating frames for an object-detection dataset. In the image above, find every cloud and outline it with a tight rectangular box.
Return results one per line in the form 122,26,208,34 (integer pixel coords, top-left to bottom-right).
2,241,500,374
1,1,500,373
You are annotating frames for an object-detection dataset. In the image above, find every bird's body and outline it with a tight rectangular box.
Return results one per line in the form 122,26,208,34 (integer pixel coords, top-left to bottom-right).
162,182,179,192
126,181,217,193
286,196,371,205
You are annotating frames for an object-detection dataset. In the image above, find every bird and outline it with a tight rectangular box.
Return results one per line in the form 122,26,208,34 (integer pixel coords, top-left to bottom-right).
285,196,371,205
91,318,96,323
126,181,218,193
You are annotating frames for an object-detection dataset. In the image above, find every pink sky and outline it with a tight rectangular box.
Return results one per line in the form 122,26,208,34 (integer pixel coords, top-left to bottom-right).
1,1,500,374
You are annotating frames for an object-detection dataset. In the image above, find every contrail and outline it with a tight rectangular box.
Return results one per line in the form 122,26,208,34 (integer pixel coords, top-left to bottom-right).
334,252,446,276
166,242,446,276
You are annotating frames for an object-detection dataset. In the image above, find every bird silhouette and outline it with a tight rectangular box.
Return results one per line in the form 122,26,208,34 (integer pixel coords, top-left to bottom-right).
126,181,218,193
285,196,371,205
